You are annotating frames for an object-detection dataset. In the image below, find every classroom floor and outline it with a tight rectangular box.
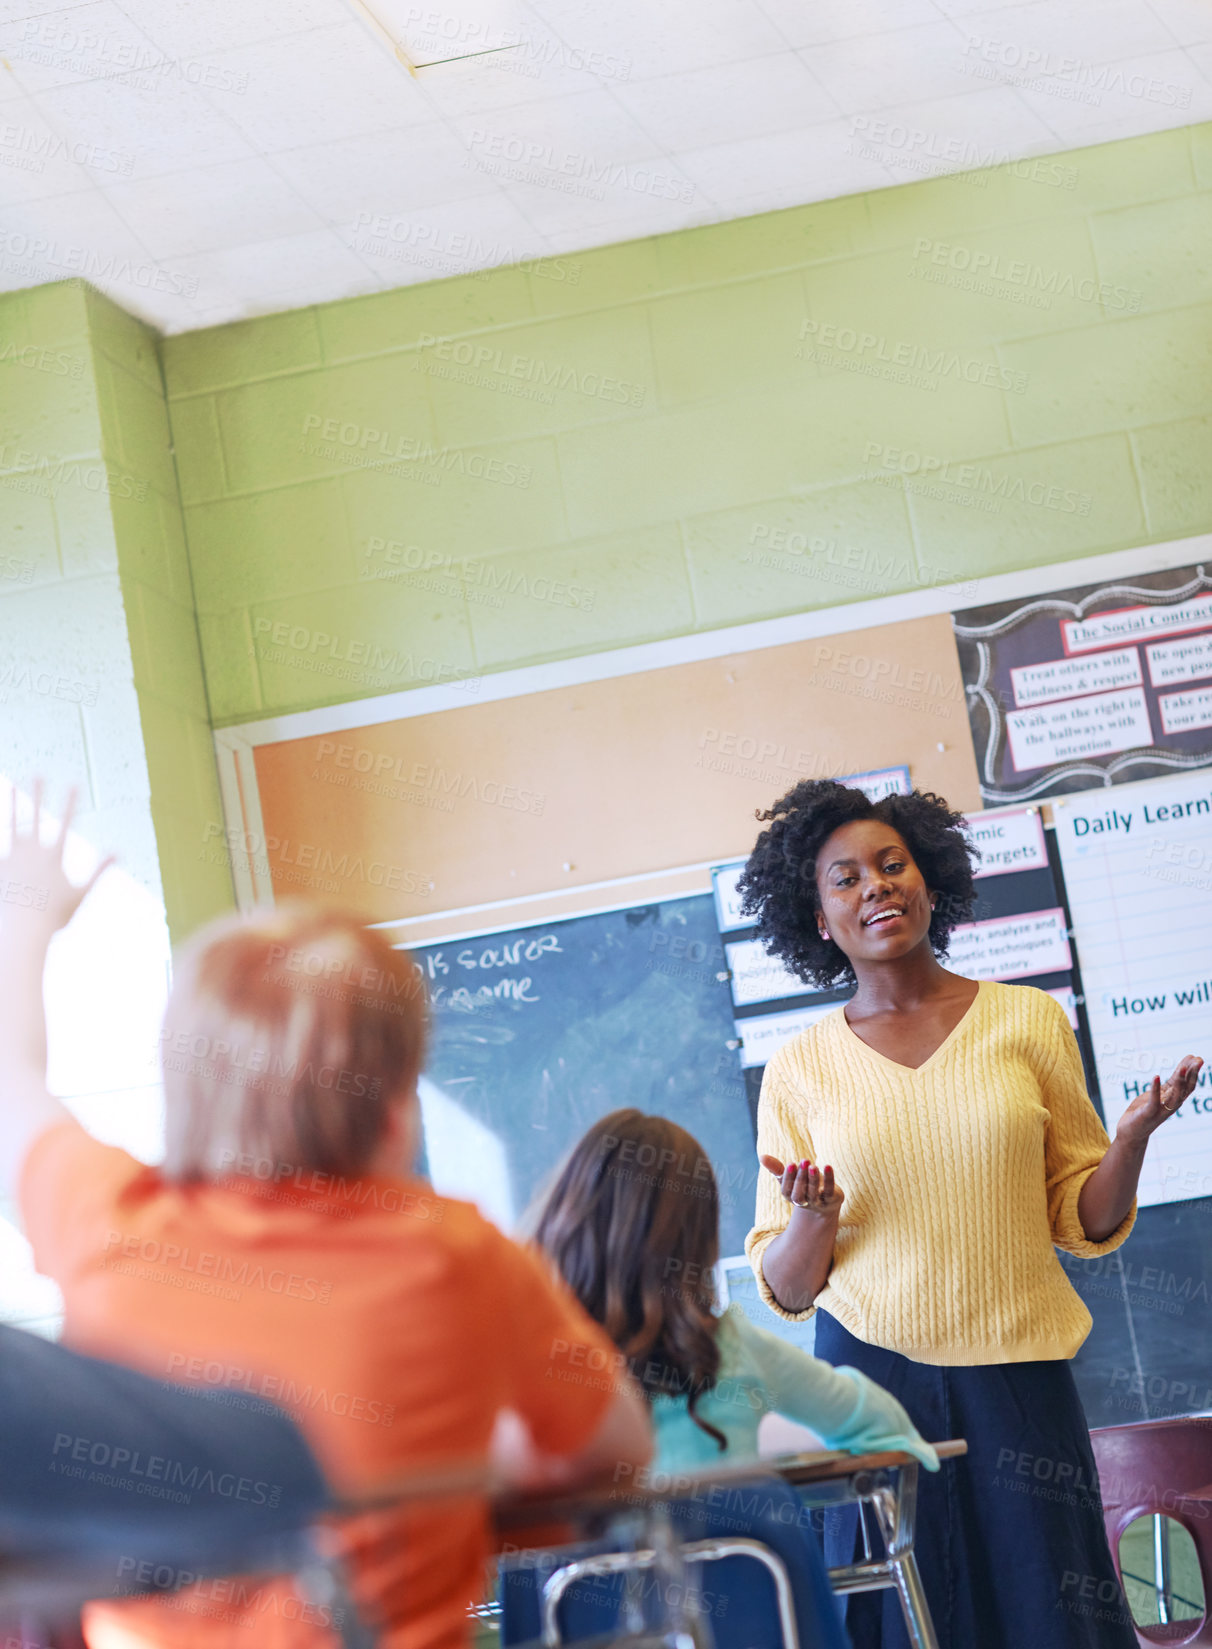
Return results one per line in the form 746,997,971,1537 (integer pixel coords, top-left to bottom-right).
1117,1515,1205,1631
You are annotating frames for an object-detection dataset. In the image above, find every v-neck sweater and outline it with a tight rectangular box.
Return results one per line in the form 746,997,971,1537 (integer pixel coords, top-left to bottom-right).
745,980,1135,1365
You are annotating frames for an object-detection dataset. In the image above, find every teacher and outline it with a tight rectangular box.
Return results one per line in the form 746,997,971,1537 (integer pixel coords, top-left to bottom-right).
741,779,1202,1649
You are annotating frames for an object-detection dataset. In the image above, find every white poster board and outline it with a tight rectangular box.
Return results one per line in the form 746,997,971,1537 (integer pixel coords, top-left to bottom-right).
737,1003,839,1068
965,805,1048,877
1054,770,1212,1206
947,908,1072,982
725,938,807,1007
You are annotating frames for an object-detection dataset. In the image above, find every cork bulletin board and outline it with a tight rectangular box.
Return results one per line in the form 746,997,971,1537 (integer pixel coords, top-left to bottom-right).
244,610,980,942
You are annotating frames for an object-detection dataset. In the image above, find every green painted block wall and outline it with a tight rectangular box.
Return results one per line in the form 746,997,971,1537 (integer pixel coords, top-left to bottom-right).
0,280,152,870
0,280,229,941
161,125,1212,728
83,287,232,939
0,280,160,1328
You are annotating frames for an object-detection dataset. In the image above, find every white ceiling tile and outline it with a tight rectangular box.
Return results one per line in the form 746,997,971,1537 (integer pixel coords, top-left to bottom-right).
0,0,90,23
106,157,327,259
362,0,533,59
755,0,945,49
444,83,667,155
114,0,337,58
675,121,902,207
948,0,1181,65
931,0,1030,13
527,0,790,79
335,189,551,282
0,1,158,97
1008,46,1212,137
537,200,710,248
841,82,1062,184
202,21,434,151
380,0,640,99
114,287,210,331
496,156,702,236
0,96,110,200
270,123,493,221
34,73,255,180
438,86,681,224
612,53,842,149
404,37,629,115
0,188,171,304
157,230,381,318
804,19,983,114
1145,0,1212,47
407,51,587,114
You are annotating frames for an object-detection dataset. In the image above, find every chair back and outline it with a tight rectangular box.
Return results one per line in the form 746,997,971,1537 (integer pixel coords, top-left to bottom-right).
1091,1418,1212,1646
499,1475,848,1649
0,1327,344,1644
0,1325,330,1575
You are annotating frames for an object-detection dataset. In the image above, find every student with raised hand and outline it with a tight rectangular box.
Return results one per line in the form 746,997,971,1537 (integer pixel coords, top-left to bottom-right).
740,778,1204,1649
0,784,652,1649
529,1108,939,1474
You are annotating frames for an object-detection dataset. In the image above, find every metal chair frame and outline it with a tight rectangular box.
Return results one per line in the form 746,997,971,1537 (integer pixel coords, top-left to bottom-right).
540,1537,799,1649
777,1454,938,1649
497,1445,961,1649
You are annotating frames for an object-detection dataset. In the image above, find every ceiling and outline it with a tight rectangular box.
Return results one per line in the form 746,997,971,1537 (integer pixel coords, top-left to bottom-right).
0,0,1208,334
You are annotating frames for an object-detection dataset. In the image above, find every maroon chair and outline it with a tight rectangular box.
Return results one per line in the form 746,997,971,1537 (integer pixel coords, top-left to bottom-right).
1091,1418,1212,1646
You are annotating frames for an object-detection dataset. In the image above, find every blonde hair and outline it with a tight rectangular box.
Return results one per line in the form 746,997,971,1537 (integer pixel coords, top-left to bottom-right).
159,904,426,1182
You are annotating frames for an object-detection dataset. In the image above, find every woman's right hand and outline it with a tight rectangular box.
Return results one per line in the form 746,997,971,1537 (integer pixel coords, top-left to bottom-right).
760,1154,845,1220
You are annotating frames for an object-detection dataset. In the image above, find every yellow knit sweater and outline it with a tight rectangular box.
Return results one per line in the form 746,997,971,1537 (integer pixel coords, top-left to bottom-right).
746,980,1135,1365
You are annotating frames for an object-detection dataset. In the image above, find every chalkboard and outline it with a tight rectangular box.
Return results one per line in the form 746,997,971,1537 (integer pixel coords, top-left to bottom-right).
408,895,758,1258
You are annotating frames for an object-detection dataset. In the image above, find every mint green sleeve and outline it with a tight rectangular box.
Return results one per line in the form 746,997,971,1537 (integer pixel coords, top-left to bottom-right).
723,1307,863,1435
723,1308,939,1470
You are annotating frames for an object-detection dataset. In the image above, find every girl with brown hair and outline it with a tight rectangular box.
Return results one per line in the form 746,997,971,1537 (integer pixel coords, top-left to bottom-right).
530,1108,938,1473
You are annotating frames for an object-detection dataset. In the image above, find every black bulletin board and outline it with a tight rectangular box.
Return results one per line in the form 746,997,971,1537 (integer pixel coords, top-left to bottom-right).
953,561,1212,804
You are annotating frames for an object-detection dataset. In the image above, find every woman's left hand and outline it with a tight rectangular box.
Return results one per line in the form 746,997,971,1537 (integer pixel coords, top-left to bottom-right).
1116,1055,1204,1147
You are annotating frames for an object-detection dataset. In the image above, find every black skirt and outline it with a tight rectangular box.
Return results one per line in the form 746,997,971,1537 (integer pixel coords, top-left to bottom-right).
813,1312,1138,1649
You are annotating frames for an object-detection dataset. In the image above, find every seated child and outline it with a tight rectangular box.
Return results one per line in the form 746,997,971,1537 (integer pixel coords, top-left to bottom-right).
0,788,651,1649
529,1109,938,1475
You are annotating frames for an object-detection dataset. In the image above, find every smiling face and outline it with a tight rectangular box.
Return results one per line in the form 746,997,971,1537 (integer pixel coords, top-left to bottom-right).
814,818,937,968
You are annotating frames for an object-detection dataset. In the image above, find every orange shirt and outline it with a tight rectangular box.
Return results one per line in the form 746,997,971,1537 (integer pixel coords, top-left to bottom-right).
22,1124,618,1649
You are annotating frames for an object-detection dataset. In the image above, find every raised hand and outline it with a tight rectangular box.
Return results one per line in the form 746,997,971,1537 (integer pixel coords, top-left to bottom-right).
1116,1055,1204,1148
3,782,113,935
760,1153,845,1220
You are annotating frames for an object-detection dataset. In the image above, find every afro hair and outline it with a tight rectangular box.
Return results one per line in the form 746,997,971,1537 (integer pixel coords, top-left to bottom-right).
736,779,978,990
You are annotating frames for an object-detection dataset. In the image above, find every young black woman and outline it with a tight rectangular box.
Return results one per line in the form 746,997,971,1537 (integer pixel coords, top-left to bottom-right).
740,780,1203,1649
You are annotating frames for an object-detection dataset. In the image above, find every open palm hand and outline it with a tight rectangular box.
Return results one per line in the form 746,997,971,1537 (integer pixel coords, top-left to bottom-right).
3,782,113,934
1116,1055,1204,1147
760,1153,845,1219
